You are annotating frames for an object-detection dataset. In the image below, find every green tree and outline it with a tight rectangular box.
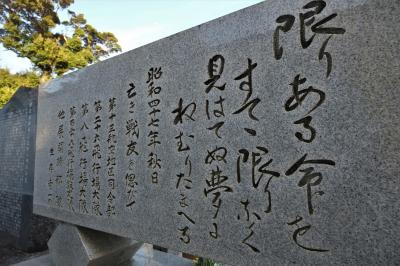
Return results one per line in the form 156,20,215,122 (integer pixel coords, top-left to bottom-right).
0,68,39,108
195,258,223,266
0,0,121,82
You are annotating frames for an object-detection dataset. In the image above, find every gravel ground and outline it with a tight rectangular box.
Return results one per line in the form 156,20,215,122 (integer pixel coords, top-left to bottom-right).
0,233,48,266
0,245,47,266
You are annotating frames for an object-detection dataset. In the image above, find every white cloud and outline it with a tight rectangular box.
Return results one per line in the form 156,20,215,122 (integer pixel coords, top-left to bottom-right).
112,23,169,53
0,45,33,73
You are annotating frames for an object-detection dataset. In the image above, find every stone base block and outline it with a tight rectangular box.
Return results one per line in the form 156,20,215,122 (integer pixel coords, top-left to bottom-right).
13,244,194,266
48,223,142,266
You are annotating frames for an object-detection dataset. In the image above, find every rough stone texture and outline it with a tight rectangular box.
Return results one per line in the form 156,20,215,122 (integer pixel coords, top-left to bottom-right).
0,190,23,238
0,88,56,251
48,223,142,266
0,190,56,252
27,210,57,251
33,1,400,265
0,88,36,195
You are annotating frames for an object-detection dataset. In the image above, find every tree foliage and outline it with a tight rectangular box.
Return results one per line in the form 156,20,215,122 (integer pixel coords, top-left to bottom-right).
0,0,121,108
0,0,121,81
195,258,222,266
0,68,39,108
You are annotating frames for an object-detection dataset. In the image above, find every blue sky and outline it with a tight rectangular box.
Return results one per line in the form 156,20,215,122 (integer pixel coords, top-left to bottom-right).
0,0,263,73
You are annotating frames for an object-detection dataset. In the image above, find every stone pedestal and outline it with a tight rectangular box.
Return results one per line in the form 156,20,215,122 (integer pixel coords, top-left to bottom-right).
48,223,142,266
13,243,194,266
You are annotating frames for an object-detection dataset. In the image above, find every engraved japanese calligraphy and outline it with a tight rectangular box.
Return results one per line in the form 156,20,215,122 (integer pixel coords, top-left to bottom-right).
33,1,400,265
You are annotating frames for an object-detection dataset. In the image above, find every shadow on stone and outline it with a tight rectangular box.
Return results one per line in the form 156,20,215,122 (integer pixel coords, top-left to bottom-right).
48,223,142,266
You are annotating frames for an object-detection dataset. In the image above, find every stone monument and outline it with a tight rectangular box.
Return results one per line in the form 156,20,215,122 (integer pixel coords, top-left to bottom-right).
0,87,55,251
32,0,399,265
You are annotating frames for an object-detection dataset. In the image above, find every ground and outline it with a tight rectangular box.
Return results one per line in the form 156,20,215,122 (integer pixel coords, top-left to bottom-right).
0,233,47,266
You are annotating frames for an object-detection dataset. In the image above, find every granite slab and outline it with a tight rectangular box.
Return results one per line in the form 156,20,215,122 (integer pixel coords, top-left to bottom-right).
33,0,400,265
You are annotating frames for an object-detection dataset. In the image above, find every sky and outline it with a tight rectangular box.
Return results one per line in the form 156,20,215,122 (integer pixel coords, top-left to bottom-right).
0,0,264,74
